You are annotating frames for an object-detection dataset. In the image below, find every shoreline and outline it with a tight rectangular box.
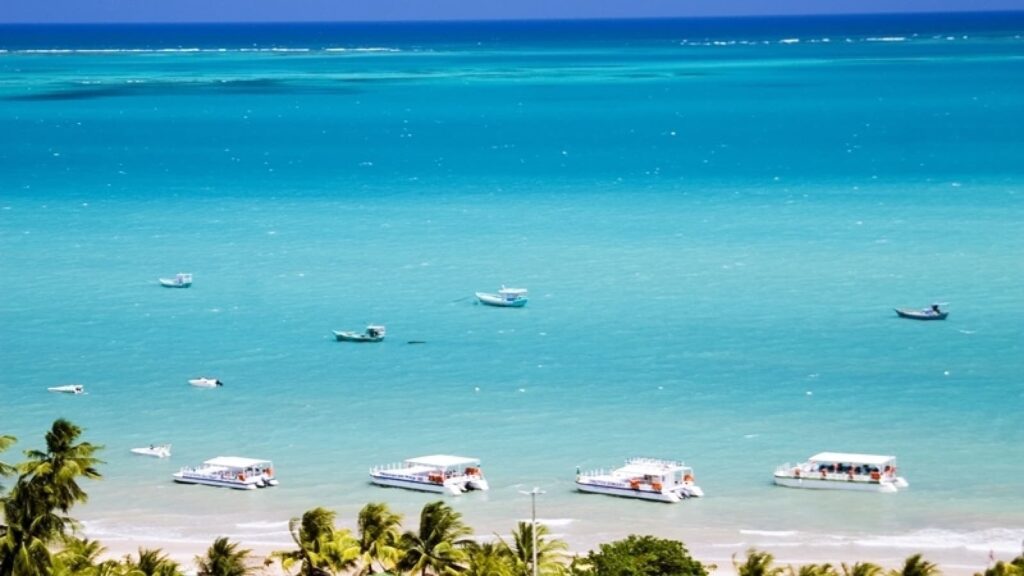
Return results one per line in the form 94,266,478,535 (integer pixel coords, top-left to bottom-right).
85,521,1019,576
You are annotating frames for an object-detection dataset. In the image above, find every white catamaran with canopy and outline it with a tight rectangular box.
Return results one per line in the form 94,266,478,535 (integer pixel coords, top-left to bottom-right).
173,456,278,490
576,457,703,503
370,455,489,495
774,452,909,493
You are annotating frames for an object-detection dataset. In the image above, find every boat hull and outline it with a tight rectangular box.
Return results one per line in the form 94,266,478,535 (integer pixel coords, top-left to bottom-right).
475,292,528,307
172,473,260,490
188,378,222,388
894,308,947,320
575,481,687,503
773,474,906,493
159,280,191,288
48,385,85,394
333,331,384,342
132,446,171,458
370,474,467,495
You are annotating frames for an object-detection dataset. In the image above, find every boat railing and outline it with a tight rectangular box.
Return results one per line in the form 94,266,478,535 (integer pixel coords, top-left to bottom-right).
626,457,684,468
371,462,409,473
778,464,895,483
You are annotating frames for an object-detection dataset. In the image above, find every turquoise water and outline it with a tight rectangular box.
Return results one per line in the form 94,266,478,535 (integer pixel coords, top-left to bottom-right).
1,14,1023,569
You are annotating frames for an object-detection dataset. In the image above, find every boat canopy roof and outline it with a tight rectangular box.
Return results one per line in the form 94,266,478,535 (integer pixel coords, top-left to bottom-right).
404,454,480,468
808,452,895,466
498,286,527,295
619,457,690,474
204,456,273,468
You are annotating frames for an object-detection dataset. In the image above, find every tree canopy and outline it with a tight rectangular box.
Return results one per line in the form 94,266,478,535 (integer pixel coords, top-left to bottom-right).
582,534,708,576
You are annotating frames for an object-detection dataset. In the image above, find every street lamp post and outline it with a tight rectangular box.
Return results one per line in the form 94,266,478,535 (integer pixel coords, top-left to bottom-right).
519,487,545,576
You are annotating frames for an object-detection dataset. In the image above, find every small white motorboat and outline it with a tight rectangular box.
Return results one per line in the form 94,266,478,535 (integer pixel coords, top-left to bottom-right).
333,325,386,342
173,456,278,490
188,377,223,388
131,444,172,458
370,455,489,495
476,286,528,308
48,384,85,395
159,273,193,288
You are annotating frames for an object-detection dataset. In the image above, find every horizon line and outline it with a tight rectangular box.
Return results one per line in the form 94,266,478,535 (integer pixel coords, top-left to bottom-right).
3,8,1024,27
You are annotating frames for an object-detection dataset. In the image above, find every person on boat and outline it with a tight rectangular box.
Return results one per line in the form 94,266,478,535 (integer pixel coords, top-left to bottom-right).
930,304,941,315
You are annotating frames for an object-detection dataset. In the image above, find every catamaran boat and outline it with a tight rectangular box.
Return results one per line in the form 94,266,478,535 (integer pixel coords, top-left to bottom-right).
188,377,223,388
576,457,704,503
370,455,489,495
333,325,386,342
475,286,528,308
159,273,193,288
774,452,909,493
131,444,172,458
173,456,278,490
48,384,85,395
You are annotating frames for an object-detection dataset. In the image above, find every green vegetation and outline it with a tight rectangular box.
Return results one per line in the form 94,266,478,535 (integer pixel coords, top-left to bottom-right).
4,420,1023,576
577,534,706,576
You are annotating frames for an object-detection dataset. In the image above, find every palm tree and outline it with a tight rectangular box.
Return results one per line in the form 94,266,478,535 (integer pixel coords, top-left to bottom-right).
0,419,103,576
891,554,940,576
55,536,108,574
790,564,840,576
465,540,515,576
398,501,473,576
123,547,183,576
195,537,251,576
733,549,785,576
0,434,15,493
354,502,403,575
975,560,1024,576
21,418,103,514
500,521,568,576
842,562,886,576
274,507,357,575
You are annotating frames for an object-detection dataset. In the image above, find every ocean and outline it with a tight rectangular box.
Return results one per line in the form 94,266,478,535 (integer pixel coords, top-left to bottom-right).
1,13,1023,572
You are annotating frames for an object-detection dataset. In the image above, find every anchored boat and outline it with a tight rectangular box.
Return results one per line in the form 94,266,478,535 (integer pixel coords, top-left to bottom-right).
188,377,223,388
159,273,193,288
774,452,909,493
370,455,489,495
576,457,703,503
48,384,85,395
131,444,172,458
475,286,528,308
173,457,278,490
895,304,948,320
333,325,386,342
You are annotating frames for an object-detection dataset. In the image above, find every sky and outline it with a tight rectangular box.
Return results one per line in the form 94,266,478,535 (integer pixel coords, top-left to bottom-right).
1,0,1022,24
